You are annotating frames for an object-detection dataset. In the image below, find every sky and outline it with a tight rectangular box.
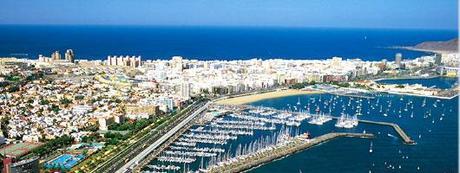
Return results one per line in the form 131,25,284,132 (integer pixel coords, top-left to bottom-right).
0,0,458,30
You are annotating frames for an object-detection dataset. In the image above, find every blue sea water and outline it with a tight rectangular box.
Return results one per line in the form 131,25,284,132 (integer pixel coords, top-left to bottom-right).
376,77,459,89
0,25,457,61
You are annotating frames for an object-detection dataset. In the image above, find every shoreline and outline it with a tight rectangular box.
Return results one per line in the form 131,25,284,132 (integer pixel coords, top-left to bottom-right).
214,89,323,105
388,46,457,54
370,76,458,99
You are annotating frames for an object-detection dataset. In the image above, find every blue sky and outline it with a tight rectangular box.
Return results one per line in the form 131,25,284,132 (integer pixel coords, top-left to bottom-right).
0,0,457,29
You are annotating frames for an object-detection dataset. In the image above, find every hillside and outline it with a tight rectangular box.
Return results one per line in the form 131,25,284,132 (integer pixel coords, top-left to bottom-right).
413,38,458,52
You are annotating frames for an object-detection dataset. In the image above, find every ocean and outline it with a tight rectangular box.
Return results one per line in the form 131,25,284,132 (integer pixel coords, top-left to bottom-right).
0,25,457,61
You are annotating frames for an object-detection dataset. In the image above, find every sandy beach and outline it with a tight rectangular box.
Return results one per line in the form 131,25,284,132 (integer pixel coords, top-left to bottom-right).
215,89,322,105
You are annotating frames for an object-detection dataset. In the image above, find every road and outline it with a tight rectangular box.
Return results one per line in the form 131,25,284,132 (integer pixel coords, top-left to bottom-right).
116,101,210,172
87,101,208,173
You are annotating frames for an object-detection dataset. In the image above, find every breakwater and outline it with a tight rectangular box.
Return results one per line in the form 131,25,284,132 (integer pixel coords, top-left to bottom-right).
206,132,374,173
358,119,415,144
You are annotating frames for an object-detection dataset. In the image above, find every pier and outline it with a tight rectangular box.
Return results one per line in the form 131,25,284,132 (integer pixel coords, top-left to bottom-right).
328,93,376,99
206,132,374,173
358,119,416,145
316,86,376,99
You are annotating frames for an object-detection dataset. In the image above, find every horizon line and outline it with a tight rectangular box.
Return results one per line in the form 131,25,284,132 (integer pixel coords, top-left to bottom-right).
0,23,458,31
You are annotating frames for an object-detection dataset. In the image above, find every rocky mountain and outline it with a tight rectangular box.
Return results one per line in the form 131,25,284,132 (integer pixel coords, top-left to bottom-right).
413,38,458,52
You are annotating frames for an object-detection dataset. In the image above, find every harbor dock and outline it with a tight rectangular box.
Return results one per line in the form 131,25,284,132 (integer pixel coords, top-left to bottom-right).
206,132,374,173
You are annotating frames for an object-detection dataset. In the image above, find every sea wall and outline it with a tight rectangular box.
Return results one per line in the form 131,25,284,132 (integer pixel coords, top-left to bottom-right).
207,132,374,173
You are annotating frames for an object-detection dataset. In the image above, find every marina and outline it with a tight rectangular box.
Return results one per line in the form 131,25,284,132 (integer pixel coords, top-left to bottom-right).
137,76,458,173
249,91,458,173
139,91,434,173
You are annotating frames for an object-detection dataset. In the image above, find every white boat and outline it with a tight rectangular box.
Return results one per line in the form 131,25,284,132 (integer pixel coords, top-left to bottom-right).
335,114,345,128
335,113,358,128
387,133,397,138
369,142,373,153
308,113,332,125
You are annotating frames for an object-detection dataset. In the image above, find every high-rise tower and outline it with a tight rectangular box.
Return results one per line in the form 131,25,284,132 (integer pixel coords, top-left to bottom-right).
65,49,75,63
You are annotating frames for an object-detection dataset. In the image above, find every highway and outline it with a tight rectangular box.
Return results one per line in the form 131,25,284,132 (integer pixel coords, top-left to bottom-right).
115,101,210,173
87,101,208,173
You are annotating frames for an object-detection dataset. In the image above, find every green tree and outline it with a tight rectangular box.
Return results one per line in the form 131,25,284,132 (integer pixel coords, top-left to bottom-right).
31,135,74,157
60,98,72,105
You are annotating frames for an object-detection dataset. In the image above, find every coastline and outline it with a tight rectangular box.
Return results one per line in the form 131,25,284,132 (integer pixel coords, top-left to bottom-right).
215,89,322,105
370,77,459,99
389,46,457,54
